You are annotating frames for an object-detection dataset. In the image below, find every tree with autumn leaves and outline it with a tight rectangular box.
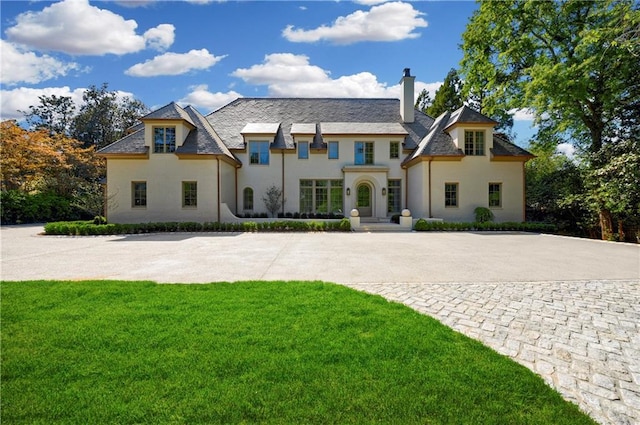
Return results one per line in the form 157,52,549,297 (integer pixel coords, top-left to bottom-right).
0,121,104,223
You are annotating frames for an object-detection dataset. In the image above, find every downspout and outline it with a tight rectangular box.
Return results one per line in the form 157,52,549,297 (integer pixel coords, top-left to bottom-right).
281,152,285,215
235,166,238,215
428,159,432,218
217,157,221,222
404,167,408,210
522,161,526,221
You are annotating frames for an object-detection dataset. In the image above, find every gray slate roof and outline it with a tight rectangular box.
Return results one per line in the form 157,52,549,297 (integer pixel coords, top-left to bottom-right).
206,98,434,150
445,105,497,128
143,102,196,127
97,127,147,155
492,133,535,158
177,106,237,159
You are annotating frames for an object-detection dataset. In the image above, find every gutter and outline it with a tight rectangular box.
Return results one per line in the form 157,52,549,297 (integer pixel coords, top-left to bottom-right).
217,157,221,222
428,158,432,218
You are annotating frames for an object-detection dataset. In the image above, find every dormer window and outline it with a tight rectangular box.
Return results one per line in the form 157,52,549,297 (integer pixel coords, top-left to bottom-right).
154,127,176,153
464,131,485,156
249,140,270,165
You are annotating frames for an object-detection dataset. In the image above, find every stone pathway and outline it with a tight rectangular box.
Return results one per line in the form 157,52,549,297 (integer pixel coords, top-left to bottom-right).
344,280,640,425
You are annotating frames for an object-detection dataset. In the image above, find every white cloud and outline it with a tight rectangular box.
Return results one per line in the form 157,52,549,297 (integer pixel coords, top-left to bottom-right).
5,0,174,55
125,49,225,77
0,40,83,85
179,85,242,113
232,53,436,100
0,86,86,121
557,142,576,159
114,1,154,7
354,0,389,5
509,108,536,121
283,1,427,44
143,24,175,51
0,86,136,121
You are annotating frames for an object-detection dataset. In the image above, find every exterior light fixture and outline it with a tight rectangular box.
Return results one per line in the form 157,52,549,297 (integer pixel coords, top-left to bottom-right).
346,187,351,196
382,188,387,196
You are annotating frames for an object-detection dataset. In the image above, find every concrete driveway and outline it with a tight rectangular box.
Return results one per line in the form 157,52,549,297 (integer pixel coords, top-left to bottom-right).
1,224,638,283
2,224,639,425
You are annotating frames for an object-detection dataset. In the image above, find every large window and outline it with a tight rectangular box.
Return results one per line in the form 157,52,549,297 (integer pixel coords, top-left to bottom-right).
249,141,270,165
328,141,339,159
300,179,343,213
182,181,197,208
243,187,254,210
298,141,309,159
464,131,485,156
445,183,458,207
489,183,502,208
132,181,146,208
390,141,400,159
387,179,401,213
154,127,176,153
355,141,374,165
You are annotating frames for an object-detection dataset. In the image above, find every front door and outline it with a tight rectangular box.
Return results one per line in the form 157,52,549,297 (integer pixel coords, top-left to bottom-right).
356,184,372,217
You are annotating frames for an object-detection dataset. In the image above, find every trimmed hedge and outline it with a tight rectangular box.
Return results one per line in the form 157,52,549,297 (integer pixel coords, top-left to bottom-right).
413,219,556,233
44,218,352,236
1,190,87,224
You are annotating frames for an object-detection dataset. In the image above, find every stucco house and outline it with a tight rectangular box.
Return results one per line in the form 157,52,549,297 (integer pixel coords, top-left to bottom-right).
97,69,533,224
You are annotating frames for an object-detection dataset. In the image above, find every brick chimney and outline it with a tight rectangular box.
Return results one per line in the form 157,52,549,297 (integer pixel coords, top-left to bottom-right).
400,68,415,123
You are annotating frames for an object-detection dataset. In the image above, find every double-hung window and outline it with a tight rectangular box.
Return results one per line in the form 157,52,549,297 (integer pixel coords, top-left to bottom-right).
355,142,374,165
182,181,197,208
249,141,270,165
445,183,458,207
298,141,309,159
390,141,400,159
464,131,485,156
132,182,146,208
328,141,339,159
154,127,176,153
489,183,502,208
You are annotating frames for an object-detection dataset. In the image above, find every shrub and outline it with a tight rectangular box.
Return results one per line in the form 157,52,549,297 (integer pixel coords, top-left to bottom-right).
414,218,429,231
474,207,494,223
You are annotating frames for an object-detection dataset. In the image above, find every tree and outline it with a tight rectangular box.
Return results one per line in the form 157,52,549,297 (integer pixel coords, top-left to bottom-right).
262,185,285,217
71,83,148,149
22,94,76,136
426,68,464,117
415,89,433,114
460,0,640,239
1,121,102,197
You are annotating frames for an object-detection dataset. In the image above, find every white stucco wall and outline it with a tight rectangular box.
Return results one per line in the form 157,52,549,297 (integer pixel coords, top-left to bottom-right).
429,157,525,222
105,155,219,223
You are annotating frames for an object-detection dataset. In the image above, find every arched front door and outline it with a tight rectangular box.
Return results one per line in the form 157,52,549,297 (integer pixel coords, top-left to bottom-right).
356,183,372,217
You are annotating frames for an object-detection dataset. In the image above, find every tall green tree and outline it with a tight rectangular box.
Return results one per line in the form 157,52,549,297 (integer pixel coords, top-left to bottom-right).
460,0,640,239
415,89,433,114
22,94,76,136
426,68,464,117
72,83,148,149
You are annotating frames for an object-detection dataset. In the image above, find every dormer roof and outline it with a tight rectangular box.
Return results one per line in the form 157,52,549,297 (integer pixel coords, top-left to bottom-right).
444,105,496,130
141,102,196,127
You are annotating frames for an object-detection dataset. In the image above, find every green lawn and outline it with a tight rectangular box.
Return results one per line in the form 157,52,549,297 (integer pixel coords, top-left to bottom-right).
1,280,595,425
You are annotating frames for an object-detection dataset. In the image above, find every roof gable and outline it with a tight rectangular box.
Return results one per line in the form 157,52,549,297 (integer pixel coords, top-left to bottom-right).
142,102,196,127
444,105,496,130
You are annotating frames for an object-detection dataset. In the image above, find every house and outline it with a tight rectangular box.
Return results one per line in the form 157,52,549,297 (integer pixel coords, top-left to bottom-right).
97,69,533,224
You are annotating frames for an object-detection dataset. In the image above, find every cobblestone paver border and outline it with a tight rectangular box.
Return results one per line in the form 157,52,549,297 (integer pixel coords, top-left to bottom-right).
344,280,640,425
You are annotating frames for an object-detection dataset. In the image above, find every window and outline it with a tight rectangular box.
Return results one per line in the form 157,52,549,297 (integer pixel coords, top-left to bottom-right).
154,127,176,153
243,187,254,210
489,183,502,208
182,181,197,208
300,179,343,213
132,182,146,208
390,141,400,159
328,141,339,159
445,183,458,207
387,179,401,213
298,141,309,159
355,141,374,165
464,131,485,155
249,141,269,165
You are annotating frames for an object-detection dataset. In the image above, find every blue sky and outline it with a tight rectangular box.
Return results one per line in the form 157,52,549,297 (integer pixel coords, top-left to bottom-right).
1,0,537,144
